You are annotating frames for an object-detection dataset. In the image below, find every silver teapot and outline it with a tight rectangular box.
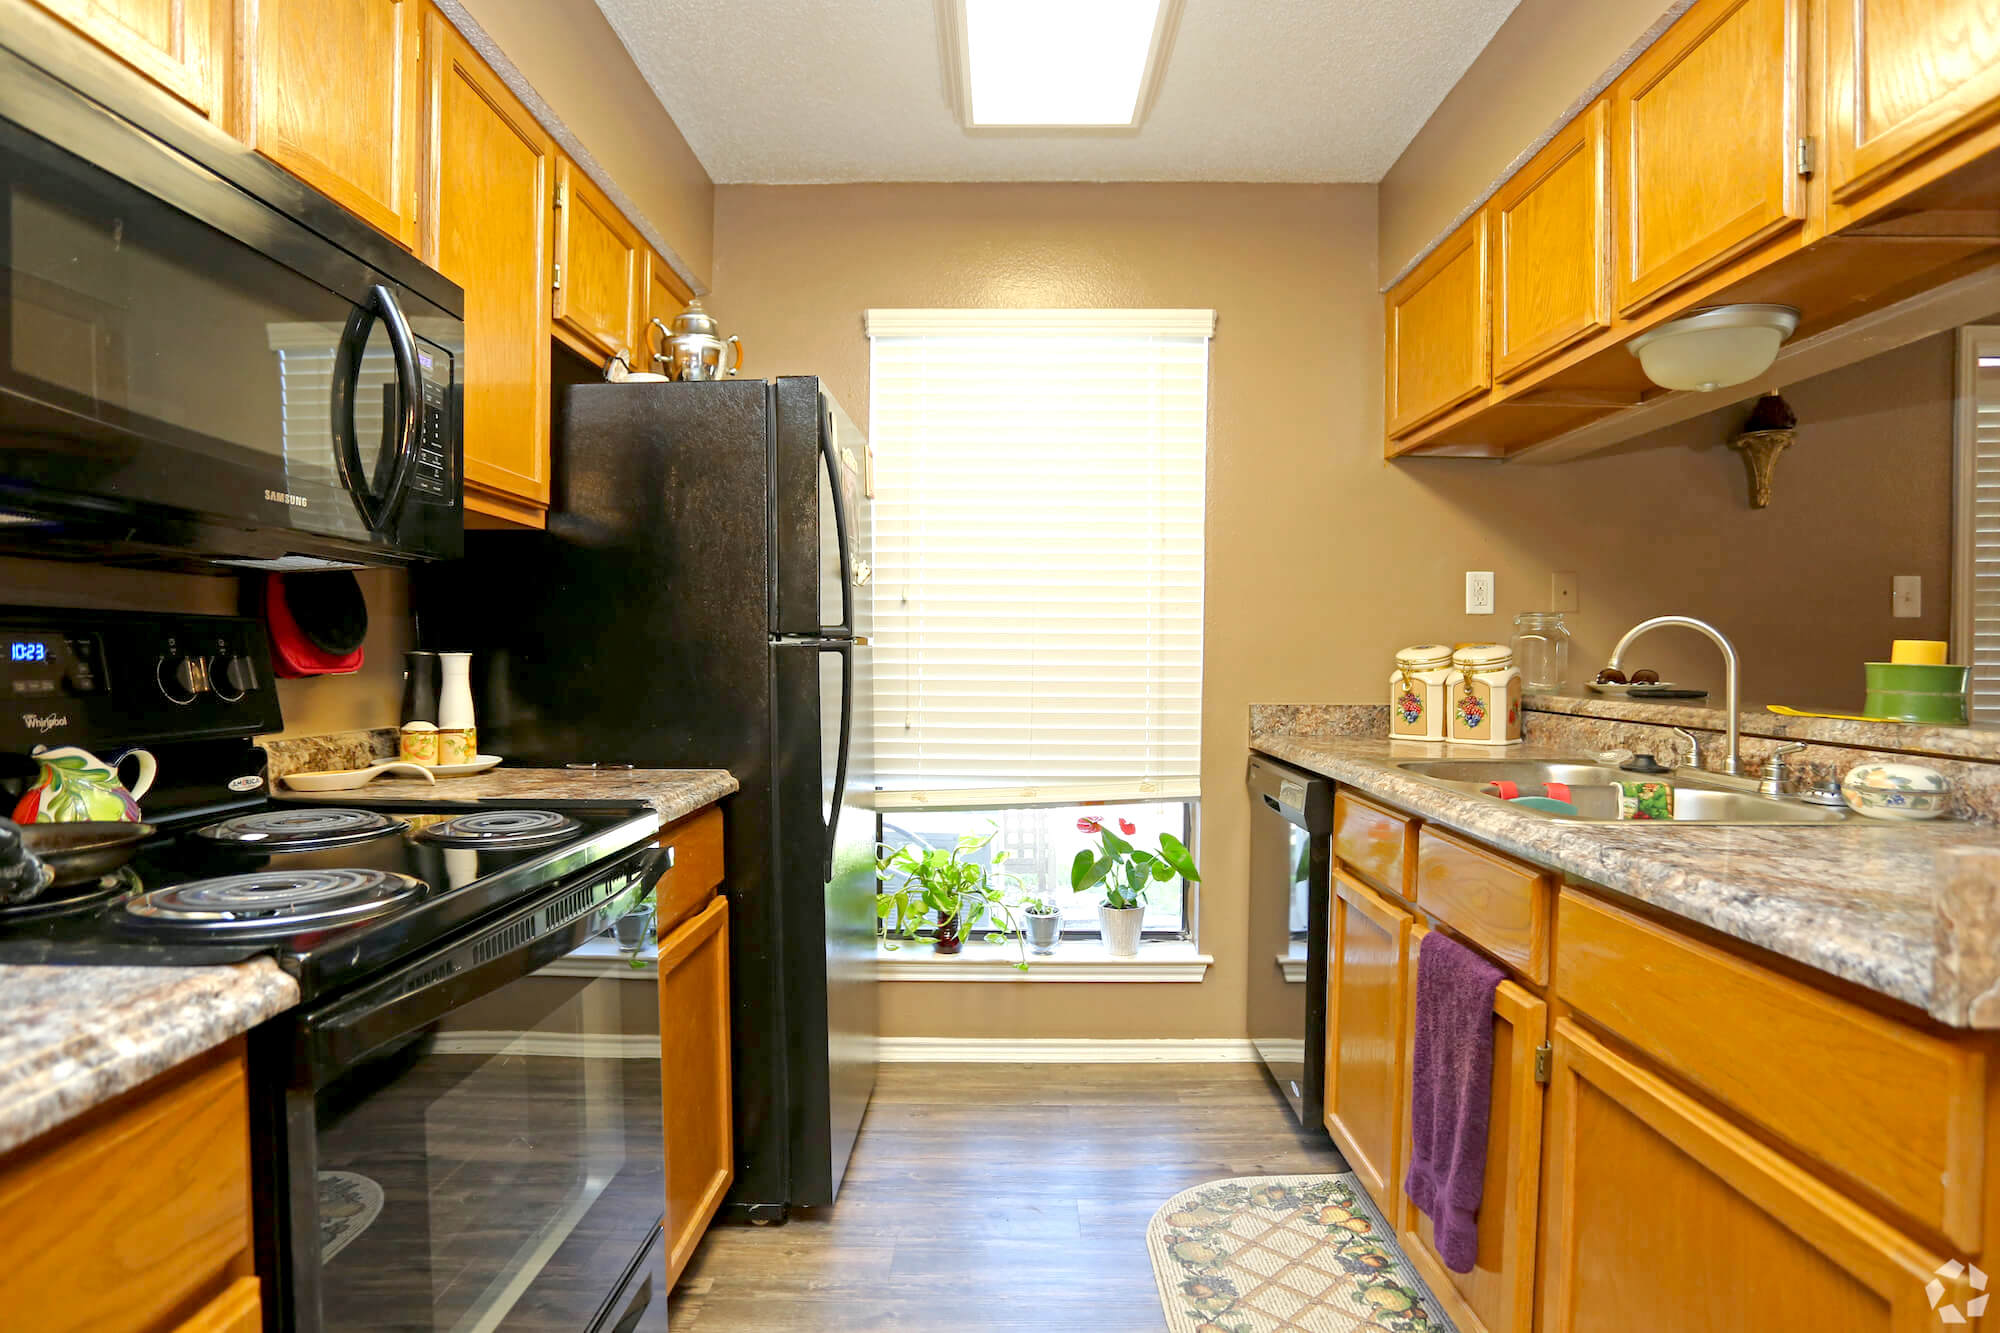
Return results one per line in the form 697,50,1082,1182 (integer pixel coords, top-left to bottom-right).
648,299,744,382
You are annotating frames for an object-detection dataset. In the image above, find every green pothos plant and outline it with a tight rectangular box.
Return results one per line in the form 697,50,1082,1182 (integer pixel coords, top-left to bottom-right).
876,825,1028,968
1070,816,1201,910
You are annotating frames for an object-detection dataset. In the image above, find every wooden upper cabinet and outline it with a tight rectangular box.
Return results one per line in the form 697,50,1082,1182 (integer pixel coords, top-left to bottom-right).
1540,1020,1958,1333
1323,872,1412,1209
1385,214,1490,438
240,0,421,248
640,249,695,376
1825,0,2000,210
659,894,734,1289
1491,99,1610,381
28,0,228,119
1398,920,1546,1333
552,156,643,365
421,10,552,527
1609,0,1805,314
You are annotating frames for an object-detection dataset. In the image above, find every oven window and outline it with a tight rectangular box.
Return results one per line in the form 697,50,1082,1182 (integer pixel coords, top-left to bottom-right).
314,967,664,1332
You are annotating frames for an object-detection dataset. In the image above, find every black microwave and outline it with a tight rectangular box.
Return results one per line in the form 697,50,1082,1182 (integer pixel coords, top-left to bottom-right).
0,21,464,569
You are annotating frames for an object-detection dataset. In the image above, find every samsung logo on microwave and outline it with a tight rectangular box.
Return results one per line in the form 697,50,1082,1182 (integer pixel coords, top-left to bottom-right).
265,489,309,508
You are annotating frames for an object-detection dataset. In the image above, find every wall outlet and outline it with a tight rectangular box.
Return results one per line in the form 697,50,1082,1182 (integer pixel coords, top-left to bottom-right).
1551,570,1579,613
1466,571,1496,615
1892,575,1922,618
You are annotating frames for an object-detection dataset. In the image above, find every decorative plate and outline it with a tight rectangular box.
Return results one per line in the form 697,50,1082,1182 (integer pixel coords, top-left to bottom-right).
428,754,504,779
1587,680,1678,695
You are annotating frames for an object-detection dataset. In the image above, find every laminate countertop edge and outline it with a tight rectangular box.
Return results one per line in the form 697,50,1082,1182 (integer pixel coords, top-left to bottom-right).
1252,733,2000,1029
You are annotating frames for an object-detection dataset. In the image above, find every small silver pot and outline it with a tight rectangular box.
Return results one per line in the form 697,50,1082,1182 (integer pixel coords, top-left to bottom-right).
1024,911,1062,955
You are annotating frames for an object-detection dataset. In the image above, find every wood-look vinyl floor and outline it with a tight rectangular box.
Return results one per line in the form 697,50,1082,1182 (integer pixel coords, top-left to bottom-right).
671,1063,1346,1331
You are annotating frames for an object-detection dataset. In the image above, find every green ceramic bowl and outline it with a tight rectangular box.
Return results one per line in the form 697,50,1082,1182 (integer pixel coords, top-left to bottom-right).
1862,662,1969,724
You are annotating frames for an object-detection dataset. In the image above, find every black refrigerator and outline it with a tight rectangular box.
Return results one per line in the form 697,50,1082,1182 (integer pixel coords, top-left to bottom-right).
416,375,877,1219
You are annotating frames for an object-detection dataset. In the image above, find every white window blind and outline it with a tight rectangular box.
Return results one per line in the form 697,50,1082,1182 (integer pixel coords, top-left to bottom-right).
1957,327,2000,723
866,308,1212,797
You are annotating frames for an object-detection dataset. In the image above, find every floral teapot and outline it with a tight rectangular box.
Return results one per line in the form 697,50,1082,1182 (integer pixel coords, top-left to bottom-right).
12,745,157,823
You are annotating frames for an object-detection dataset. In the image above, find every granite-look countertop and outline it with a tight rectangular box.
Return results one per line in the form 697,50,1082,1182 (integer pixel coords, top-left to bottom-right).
1252,732,2000,1028
0,959,298,1155
283,766,740,827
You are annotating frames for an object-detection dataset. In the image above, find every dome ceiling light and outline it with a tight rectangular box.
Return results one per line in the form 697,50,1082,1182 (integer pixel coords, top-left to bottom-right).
1626,304,1801,393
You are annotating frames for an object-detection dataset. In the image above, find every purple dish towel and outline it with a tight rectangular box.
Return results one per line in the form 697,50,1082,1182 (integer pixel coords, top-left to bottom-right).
1404,930,1506,1273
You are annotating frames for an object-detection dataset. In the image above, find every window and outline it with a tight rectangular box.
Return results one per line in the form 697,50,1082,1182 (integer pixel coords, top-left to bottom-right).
865,308,1212,935
1956,326,2000,723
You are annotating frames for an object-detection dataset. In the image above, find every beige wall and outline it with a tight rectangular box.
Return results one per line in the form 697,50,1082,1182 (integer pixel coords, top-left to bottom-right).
1377,0,1671,280
457,0,715,287
709,182,1959,1041
0,559,410,739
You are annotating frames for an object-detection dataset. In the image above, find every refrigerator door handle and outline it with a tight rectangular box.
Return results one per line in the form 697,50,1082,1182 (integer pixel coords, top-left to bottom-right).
819,404,856,638
821,638,853,883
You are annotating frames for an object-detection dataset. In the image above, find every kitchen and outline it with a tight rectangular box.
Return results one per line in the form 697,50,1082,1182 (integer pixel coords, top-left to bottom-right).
0,0,1998,1330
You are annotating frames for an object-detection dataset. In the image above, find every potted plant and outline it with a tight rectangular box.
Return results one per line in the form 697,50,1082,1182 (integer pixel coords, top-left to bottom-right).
876,826,1026,965
1021,896,1063,956
1070,816,1200,956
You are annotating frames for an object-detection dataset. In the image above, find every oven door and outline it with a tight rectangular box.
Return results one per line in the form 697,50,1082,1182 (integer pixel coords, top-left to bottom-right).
0,41,462,567
263,849,669,1332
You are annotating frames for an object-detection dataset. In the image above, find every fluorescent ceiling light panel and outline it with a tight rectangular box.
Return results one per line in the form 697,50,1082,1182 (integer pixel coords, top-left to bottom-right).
961,0,1166,127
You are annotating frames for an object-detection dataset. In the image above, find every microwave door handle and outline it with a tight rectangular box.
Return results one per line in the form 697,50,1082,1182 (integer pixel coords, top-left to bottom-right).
818,405,855,637
370,283,422,526
329,301,383,530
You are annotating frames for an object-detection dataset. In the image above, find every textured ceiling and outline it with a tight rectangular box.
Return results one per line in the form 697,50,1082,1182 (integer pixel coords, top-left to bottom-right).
591,0,1522,184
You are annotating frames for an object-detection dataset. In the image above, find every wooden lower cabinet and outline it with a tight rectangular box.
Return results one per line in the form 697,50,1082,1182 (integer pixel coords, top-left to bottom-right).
1323,871,1411,1207
1540,1019,1960,1333
0,1039,257,1333
1396,920,1546,1333
659,893,733,1288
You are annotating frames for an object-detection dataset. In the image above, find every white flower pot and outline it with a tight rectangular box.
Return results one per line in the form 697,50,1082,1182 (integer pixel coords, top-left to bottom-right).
1098,904,1145,957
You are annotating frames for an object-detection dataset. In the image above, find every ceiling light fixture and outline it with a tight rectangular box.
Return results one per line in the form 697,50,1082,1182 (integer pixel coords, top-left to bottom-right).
939,0,1182,130
1626,304,1801,393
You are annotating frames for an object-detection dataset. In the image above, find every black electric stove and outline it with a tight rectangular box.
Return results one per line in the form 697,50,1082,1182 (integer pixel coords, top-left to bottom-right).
0,607,677,1332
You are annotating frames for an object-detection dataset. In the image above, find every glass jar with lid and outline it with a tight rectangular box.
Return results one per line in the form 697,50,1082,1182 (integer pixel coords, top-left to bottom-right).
1511,611,1572,693
1449,643,1523,745
1389,644,1454,740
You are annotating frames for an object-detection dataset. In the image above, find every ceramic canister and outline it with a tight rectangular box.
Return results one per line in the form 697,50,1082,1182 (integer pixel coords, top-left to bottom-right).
436,653,476,765
1390,644,1455,741
1449,643,1523,746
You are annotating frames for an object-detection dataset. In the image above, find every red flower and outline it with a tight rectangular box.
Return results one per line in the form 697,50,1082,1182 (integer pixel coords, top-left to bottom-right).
1118,819,1137,835
1076,817,1103,833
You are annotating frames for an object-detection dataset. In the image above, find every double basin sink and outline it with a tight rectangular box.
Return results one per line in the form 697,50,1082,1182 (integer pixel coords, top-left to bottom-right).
1395,760,1850,826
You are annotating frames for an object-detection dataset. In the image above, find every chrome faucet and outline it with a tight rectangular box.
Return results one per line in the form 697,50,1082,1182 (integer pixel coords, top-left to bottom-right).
1607,616,1744,776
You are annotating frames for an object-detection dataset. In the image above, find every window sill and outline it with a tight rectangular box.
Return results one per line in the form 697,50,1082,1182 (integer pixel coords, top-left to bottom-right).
874,938,1212,982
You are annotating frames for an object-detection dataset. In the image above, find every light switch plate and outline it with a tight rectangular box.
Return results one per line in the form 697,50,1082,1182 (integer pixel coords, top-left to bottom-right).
1551,571,1579,613
1467,571,1495,615
1892,575,1922,619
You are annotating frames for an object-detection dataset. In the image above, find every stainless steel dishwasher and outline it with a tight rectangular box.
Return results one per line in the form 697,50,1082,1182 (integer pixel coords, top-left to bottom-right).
1246,754,1334,1130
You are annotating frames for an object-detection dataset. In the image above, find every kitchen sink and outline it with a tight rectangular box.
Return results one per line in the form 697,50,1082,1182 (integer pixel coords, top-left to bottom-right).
1394,759,1851,825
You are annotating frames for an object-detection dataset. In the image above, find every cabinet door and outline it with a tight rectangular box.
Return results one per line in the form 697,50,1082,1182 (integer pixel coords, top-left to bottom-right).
1396,920,1545,1333
1323,871,1412,1210
1385,214,1489,438
659,894,733,1289
170,1276,261,1333
28,0,227,118
1610,0,1805,313
552,157,643,365
640,249,695,375
1826,0,2000,207
421,10,552,527
1540,1020,1961,1333
1491,99,1610,380
241,0,421,247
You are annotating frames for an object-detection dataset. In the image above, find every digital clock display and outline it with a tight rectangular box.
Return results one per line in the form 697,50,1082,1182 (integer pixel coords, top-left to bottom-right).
9,641,50,664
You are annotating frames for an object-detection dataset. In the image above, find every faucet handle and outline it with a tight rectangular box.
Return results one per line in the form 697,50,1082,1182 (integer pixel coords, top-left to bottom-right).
1759,743,1808,797
1671,727,1705,770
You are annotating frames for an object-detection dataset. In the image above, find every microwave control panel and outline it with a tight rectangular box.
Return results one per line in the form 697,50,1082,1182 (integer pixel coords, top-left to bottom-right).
0,609,281,753
408,345,455,503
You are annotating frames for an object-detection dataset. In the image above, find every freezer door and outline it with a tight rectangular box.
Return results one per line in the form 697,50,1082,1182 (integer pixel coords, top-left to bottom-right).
772,378,870,637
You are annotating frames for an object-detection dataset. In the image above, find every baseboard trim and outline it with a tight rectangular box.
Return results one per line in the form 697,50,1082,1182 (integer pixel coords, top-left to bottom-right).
878,1037,1261,1063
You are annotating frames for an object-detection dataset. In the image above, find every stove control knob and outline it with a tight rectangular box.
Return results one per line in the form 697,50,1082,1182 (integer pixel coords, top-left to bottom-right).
156,654,208,705
211,653,256,703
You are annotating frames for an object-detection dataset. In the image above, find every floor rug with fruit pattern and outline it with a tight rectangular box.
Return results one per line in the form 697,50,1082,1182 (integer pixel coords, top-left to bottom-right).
1147,1174,1455,1332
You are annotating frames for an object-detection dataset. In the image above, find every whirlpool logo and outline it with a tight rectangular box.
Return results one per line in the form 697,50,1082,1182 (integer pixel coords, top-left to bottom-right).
1929,1260,1989,1324
21,713,67,734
